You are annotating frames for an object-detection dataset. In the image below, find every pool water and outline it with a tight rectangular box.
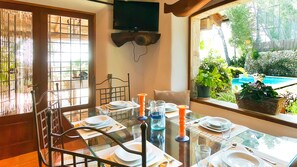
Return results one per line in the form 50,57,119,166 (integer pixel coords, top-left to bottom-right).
232,76,297,88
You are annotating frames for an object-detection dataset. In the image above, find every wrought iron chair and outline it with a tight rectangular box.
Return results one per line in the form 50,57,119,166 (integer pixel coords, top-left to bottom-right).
96,73,131,105
32,89,147,167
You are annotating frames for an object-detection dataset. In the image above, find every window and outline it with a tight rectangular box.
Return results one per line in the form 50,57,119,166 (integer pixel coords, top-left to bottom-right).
189,0,297,117
0,9,33,116
48,15,90,108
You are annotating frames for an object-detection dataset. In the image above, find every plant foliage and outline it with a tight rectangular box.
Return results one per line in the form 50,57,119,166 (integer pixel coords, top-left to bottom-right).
228,66,247,78
215,90,236,103
195,50,232,96
239,81,278,101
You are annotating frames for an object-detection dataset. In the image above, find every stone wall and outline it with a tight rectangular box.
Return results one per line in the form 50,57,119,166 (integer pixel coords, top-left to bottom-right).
245,50,297,77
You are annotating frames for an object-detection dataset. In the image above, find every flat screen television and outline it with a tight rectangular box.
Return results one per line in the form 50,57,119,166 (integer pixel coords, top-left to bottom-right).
113,0,159,32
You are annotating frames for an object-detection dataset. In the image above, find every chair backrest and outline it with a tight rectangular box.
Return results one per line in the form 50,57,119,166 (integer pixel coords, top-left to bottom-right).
96,73,131,105
154,90,191,106
46,110,148,167
31,89,63,167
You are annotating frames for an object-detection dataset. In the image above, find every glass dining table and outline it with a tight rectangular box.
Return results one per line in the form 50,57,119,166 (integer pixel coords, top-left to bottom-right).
63,106,297,167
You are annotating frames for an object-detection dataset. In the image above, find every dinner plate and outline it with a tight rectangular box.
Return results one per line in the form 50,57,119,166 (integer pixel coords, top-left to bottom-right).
221,150,264,167
206,117,232,129
165,103,178,112
84,115,110,125
109,101,127,107
199,118,232,133
81,119,112,131
114,142,153,162
112,143,163,166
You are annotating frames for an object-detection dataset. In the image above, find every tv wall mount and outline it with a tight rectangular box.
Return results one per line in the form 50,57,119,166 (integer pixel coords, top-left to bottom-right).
111,32,161,47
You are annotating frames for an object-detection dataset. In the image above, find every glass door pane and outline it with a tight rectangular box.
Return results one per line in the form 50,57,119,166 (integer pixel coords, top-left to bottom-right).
48,15,89,107
0,9,33,116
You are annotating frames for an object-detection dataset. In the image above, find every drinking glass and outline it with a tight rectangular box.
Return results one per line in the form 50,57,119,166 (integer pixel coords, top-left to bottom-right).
131,97,139,106
195,145,211,167
98,106,109,115
221,123,231,139
131,97,139,117
132,124,141,142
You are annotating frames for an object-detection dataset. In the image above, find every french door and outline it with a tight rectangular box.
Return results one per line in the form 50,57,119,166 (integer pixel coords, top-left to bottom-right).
0,1,94,159
0,7,94,116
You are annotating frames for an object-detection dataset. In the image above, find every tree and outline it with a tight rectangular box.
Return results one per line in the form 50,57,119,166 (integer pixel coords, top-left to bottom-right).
225,5,254,66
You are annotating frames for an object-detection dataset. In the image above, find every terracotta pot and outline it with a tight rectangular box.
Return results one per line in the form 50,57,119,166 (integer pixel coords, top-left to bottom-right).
235,93,285,115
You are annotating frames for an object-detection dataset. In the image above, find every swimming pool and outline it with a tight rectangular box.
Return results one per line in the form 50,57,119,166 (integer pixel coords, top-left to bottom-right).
232,75,297,88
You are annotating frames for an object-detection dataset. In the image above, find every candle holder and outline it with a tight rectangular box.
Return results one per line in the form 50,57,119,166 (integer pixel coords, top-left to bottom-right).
137,93,147,121
175,105,189,142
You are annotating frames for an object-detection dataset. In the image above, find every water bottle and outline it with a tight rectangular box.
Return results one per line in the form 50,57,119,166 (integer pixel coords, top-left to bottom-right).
150,100,166,130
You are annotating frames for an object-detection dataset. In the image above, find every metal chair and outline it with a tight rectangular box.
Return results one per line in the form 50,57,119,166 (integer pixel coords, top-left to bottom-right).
32,89,147,167
96,73,131,105
32,89,65,167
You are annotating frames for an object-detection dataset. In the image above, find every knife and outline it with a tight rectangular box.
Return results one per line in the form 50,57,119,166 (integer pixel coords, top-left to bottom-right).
244,146,277,165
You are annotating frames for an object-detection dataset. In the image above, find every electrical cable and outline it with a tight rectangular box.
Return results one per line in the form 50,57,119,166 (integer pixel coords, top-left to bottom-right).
131,41,148,62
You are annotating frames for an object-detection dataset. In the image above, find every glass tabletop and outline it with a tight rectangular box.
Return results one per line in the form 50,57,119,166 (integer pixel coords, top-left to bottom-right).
63,107,297,166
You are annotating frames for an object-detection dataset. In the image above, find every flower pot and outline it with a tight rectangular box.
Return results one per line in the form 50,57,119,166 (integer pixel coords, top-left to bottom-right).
235,93,285,115
197,85,210,98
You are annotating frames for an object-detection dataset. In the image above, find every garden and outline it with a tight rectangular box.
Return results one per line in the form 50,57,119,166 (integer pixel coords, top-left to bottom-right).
196,0,297,115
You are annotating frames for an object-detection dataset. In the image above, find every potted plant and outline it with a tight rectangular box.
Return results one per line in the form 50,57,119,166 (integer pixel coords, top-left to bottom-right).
195,67,220,98
235,80,285,115
195,50,232,98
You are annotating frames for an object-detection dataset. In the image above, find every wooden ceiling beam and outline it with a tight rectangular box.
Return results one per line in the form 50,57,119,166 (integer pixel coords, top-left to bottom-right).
164,0,211,17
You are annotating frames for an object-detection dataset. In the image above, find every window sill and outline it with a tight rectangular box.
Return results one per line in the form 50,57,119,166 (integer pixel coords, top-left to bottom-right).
191,98,297,129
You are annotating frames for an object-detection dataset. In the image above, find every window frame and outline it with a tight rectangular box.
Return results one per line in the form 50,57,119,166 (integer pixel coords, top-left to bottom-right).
188,0,297,128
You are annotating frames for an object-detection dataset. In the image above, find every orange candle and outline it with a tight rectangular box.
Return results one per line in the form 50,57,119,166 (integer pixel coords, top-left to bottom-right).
137,93,147,117
178,105,187,137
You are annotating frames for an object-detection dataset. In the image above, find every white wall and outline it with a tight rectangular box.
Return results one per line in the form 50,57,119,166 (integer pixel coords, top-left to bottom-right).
95,0,189,101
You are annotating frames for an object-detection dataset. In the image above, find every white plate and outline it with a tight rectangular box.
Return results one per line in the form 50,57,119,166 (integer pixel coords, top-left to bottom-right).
109,101,127,107
114,142,153,162
112,143,163,166
199,118,232,133
165,103,178,112
81,119,112,131
84,115,110,125
221,150,264,167
206,117,232,129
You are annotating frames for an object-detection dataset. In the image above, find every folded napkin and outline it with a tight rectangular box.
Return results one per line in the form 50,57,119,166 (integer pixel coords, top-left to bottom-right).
165,109,192,118
72,116,126,140
95,140,182,167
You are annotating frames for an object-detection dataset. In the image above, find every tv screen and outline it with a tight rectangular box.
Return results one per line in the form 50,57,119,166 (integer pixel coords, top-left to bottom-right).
113,0,159,32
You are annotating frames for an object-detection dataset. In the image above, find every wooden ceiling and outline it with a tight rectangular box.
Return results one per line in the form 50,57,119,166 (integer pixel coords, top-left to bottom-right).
164,0,237,17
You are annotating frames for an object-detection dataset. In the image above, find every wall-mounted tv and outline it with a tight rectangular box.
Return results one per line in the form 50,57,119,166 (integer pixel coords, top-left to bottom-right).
113,0,159,32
